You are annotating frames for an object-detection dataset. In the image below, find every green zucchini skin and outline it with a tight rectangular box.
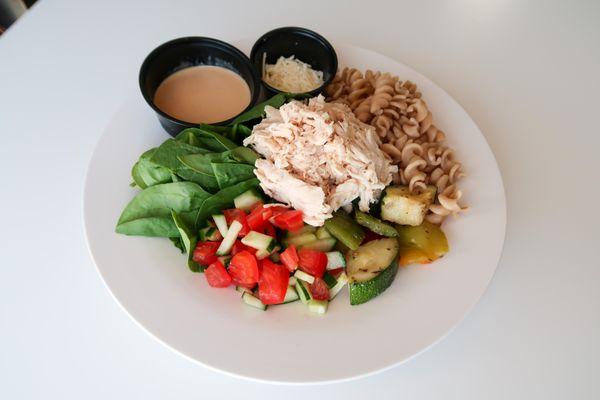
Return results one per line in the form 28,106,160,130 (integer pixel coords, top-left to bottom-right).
349,261,398,305
346,238,400,305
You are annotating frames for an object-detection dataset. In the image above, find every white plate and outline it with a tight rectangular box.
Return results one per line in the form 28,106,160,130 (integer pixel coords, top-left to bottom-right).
83,43,506,384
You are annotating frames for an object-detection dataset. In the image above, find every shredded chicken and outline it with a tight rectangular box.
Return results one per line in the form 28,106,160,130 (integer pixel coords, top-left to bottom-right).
243,96,397,226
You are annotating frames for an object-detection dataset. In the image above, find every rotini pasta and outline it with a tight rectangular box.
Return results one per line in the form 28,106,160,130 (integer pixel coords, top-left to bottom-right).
326,68,468,224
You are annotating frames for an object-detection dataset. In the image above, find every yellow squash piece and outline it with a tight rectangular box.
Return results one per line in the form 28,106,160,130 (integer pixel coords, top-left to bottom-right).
395,221,449,266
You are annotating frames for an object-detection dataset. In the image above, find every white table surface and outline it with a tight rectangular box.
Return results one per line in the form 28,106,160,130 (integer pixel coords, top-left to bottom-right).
1,0,599,398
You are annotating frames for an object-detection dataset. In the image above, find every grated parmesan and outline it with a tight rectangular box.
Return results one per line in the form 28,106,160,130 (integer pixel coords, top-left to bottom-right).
262,55,324,93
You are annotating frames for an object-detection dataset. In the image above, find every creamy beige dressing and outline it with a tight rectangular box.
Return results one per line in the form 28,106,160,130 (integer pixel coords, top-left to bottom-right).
153,65,251,124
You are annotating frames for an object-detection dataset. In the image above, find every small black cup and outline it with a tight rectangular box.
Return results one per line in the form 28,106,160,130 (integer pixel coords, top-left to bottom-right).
139,37,261,136
250,27,338,97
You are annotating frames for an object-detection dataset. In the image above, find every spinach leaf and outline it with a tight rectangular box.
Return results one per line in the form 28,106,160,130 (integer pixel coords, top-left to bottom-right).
179,147,257,170
168,236,186,253
149,139,208,171
229,124,253,141
195,124,230,134
117,216,181,237
175,165,220,193
211,163,256,189
116,182,211,237
179,152,228,173
175,128,237,152
230,147,258,164
229,93,287,125
194,178,260,228
131,148,172,189
171,211,200,272
148,139,219,192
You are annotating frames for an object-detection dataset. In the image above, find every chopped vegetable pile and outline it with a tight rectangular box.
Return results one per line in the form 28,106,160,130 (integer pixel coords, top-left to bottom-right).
116,94,452,314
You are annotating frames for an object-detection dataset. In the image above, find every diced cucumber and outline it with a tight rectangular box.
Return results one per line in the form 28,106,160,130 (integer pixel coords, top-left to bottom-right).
217,255,231,267
216,220,242,255
255,245,280,260
241,230,276,252
242,292,267,310
307,299,328,314
322,271,338,288
212,214,228,237
329,272,348,299
347,238,400,305
326,251,346,270
315,226,332,239
255,249,268,260
199,226,222,242
294,270,315,284
282,286,299,303
354,210,398,237
298,237,337,252
236,285,252,294
285,225,316,237
233,188,263,211
284,232,317,247
269,252,280,262
324,211,365,250
295,280,312,304
288,276,297,286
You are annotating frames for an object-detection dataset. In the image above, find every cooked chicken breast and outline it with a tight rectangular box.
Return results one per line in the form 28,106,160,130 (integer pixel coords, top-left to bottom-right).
244,96,397,226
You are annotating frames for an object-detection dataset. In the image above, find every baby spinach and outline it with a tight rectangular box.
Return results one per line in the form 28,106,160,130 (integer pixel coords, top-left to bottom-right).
175,128,237,152
194,178,260,228
229,124,253,140
230,93,287,125
149,139,208,171
116,182,211,237
229,147,258,164
169,237,186,253
175,165,220,193
117,93,297,271
147,139,220,192
212,163,256,189
178,147,256,172
131,148,172,189
171,211,200,272
228,92,310,126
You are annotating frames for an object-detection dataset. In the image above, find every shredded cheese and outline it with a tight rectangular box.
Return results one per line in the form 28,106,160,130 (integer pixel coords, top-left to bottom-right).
262,55,324,93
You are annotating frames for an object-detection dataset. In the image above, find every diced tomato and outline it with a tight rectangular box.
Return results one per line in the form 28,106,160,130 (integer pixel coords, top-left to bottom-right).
272,210,304,232
262,223,276,238
363,230,383,243
258,259,290,305
328,267,344,277
228,250,259,287
192,241,221,266
231,240,245,256
247,205,267,230
261,207,275,219
280,245,299,272
223,209,250,237
267,205,288,214
298,248,327,278
247,205,278,235
231,240,257,256
204,261,232,288
309,277,330,301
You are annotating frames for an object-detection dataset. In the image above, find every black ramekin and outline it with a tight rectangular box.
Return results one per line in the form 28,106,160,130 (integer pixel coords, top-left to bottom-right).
139,37,261,136
250,27,338,97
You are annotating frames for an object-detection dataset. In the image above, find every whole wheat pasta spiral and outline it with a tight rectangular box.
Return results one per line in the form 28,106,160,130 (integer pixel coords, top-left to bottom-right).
326,68,468,224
